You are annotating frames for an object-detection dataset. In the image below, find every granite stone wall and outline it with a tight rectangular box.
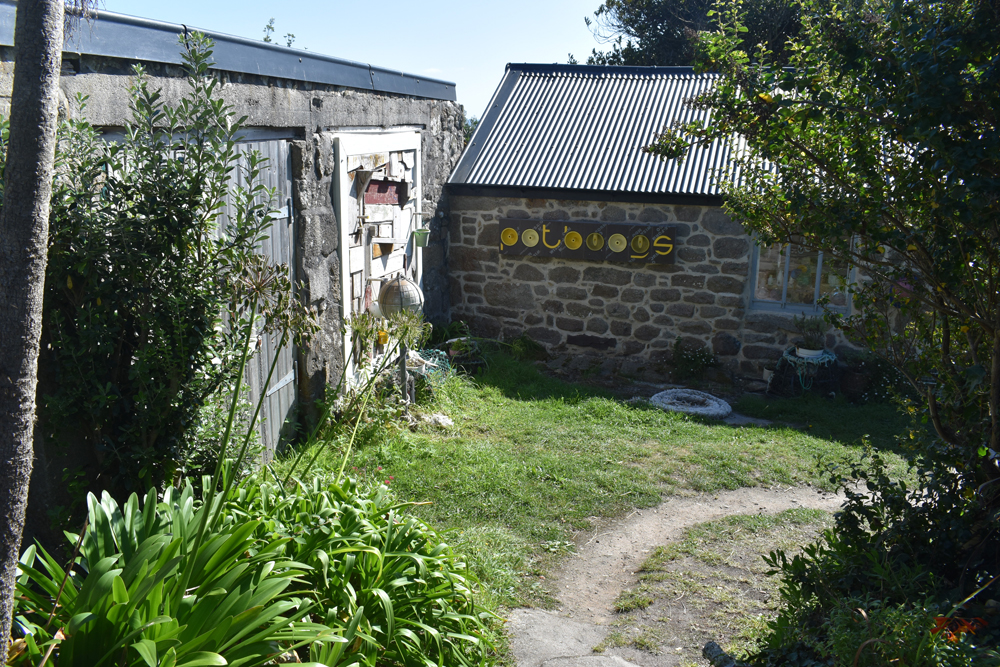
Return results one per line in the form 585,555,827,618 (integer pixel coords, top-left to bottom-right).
449,195,847,380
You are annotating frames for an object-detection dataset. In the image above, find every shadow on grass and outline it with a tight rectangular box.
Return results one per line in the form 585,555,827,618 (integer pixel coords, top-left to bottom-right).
733,392,914,454
471,349,911,453
468,350,614,403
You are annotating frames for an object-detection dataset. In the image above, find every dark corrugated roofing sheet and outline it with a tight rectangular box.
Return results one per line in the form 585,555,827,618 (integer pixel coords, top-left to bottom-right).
450,64,737,197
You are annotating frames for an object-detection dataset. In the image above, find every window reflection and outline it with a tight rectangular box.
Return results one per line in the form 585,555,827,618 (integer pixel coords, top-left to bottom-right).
752,244,850,312
754,245,785,302
820,255,849,307
787,245,819,305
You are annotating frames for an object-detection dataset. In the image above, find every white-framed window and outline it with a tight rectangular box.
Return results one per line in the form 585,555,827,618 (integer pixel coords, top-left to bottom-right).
750,241,852,314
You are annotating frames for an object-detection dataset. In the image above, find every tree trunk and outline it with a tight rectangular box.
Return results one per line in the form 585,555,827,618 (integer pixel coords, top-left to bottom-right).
0,0,65,646
992,329,1000,453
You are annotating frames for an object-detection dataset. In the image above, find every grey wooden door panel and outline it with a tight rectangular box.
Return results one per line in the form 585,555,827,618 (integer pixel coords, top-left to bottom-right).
219,139,296,459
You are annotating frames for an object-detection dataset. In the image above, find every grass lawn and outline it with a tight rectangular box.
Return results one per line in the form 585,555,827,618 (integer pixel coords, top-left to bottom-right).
271,352,913,612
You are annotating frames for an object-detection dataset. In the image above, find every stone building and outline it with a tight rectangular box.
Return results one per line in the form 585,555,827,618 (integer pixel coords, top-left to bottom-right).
0,2,464,449
448,64,852,380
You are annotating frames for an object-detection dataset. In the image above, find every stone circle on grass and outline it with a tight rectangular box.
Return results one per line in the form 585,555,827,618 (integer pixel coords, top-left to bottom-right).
649,388,732,419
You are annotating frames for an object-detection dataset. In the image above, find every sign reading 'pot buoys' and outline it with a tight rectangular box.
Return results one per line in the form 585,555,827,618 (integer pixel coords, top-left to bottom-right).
497,218,677,264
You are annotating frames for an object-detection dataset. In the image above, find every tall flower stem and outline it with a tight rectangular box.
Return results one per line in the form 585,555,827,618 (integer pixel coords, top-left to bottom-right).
284,337,402,485
212,329,287,530
177,298,256,600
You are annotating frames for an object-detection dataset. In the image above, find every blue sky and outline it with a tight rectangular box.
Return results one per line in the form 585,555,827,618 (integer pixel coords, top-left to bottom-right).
102,1,608,120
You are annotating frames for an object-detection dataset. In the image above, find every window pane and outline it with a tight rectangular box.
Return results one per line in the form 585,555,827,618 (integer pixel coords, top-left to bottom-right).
820,255,850,307
786,245,819,305
754,245,785,302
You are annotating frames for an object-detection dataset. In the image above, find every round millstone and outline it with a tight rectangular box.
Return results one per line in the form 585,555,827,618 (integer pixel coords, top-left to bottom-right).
649,388,732,419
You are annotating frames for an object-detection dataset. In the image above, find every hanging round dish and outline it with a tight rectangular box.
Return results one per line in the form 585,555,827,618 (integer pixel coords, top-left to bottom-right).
631,234,650,254
522,229,540,247
501,227,519,246
564,231,583,250
608,233,627,253
586,232,605,251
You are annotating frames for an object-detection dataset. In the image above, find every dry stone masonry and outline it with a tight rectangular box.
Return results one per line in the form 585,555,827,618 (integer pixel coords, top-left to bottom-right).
448,196,841,379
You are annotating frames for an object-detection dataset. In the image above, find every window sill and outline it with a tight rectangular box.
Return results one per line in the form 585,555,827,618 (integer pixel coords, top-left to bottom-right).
749,300,849,316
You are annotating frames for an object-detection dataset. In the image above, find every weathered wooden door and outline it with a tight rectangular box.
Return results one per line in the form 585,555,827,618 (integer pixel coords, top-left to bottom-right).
221,139,296,459
333,131,423,382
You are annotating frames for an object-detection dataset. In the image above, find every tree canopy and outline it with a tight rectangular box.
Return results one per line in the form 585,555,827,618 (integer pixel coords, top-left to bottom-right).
649,0,1000,659
585,0,800,65
652,0,1000,457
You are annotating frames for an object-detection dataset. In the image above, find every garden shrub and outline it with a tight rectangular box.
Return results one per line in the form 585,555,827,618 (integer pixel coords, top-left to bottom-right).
646,0,1000,660
839,349,915,405
11,483,341,665
23,34,312,498
233,474,494,666
509,333,548,362
12,468,492,664
180,381,263,481
752,449,1000,666
671,339,717,383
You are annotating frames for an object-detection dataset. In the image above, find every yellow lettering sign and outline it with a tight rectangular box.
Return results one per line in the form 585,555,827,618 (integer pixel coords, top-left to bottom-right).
542,224,561,249
654,235,674,255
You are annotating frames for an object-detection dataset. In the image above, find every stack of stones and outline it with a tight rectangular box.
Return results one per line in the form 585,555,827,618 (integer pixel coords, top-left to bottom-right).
447,196,841,379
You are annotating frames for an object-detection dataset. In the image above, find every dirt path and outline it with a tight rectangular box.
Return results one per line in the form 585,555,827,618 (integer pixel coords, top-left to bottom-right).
508,486,844,667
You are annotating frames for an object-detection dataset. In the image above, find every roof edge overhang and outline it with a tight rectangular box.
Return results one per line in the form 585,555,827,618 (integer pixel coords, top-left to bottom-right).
447,183,724,208
505,63,700,77
0,0,456,101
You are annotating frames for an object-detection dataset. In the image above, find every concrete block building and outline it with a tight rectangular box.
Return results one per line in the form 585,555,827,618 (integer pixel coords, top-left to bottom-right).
0,1,465,449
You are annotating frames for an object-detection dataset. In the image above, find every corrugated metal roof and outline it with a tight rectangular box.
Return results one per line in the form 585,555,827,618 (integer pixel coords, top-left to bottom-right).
450,64,736,198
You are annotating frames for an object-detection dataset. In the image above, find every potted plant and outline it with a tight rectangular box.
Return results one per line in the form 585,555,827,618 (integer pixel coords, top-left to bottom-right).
792,315,827,357
446,337,477,359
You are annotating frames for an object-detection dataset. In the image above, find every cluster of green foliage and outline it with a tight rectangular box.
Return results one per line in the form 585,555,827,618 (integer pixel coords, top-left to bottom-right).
12,98,489,665
262,18,295,48
180,382,263,483
12,475,490,666
234,475,492,666
792,315,826,351
583,0,799,66
508,333,548,362
840,349,913,404
13,482,334,666
649,0,1000,660
463,116,480,146
22,35,312,499
758,452,1000,665
6,31,496,667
